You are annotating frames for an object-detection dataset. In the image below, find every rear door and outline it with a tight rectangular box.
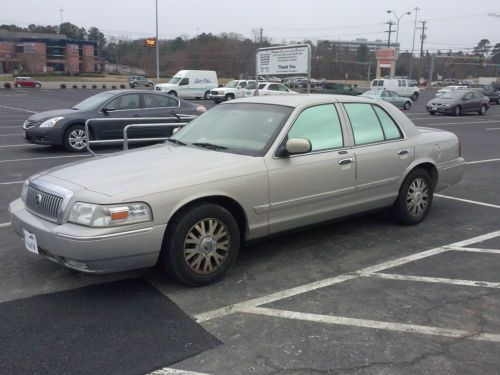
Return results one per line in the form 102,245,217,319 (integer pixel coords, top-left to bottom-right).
138,93,182,137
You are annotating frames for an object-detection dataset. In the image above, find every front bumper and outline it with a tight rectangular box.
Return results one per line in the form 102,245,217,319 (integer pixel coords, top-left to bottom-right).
426,105,452,114
9,198,166,273
23,126,64,146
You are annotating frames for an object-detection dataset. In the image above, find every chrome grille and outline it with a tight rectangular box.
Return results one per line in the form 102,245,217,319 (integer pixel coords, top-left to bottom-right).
25,186,63,223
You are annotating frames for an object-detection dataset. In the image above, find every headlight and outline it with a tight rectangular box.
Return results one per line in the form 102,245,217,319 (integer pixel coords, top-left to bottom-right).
39,117,64,128
21,180,29,202
68,202,153,227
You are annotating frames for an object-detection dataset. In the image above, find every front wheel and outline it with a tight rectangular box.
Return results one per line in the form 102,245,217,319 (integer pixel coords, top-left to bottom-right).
160,203,240,286
35,83,41,88
168,90,177,97
225,94,235,101
392,168,433,225
63,125,88,152
478,104,487,115
453,106,461,117
411,92,419,101
403,101,411,110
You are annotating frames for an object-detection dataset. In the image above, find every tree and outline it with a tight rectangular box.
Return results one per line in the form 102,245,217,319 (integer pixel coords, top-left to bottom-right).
473,39,491,57
356,44,369,62
88,27,106,49
59,22,87,40
491,43,500,64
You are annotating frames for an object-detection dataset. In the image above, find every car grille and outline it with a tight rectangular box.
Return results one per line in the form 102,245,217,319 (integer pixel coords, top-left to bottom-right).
211,90,219,95
25,186,63,223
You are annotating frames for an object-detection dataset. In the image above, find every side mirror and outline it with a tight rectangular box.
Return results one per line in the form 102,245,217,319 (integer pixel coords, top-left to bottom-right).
285,138,312,155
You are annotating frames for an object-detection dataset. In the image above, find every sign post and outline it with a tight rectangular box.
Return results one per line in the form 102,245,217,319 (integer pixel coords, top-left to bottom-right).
255,44,311,94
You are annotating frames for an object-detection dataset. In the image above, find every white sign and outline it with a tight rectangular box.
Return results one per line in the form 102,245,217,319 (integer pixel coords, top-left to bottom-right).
257,46,309,75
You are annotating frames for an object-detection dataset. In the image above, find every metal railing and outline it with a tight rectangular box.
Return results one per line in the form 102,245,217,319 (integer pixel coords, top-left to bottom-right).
84,115,196,156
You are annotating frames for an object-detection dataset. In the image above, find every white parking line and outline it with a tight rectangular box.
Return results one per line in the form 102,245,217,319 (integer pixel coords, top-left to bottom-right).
0,144,32,148
435,194,500,209
0,155,92,163
0,134,22,137
0,105,38,114
446,246,500,255
240,306,500,343
486,128,500,131
466,158,500,165
0,181,23,185
0,126,25,128
427,120,500,126
147,369,212,375
0,222,11,228
361,272,500,290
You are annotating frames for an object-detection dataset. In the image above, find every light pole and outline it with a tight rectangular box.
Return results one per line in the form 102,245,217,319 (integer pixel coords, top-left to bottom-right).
387,9,412,49
155,0,160,81
409,7,420,79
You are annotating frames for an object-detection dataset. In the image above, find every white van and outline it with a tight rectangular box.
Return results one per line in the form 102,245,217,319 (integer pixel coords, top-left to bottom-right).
155,70,218,99
371,78,420,101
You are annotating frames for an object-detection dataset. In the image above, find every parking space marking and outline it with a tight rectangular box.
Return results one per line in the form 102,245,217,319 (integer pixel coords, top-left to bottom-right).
486,128,500,131
0,126,26,128
0,222,11,228
0,134,22,137
148,368,212,375
435,194,500,209
446,246,500,255
360,272,500,290
0,181,23,185
466,158,500,165
0,154,92,163
0,105,37,114
427,120,500,126
239,306,500,343
0,144,32,148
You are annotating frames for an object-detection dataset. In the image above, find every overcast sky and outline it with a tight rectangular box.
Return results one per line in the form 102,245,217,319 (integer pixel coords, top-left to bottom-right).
1,0,499,52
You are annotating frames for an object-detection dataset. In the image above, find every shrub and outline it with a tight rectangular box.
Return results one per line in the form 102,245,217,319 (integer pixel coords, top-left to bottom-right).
92,84,97,89
60,83,67,89
111,85,117,89
3,82,11,89
120,84,126,89
82,84,87,89
102,84,107,89
72,84,78,89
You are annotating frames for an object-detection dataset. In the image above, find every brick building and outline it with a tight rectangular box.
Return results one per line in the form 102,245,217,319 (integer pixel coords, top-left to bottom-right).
0,30,101,75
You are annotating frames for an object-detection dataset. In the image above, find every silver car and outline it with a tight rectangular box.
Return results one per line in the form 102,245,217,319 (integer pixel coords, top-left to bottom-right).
10,95,465,286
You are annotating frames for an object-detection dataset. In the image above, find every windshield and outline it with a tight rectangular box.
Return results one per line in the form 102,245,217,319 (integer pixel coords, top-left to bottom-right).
72,92,116,110
441,91,463,99
226,80,238,88
168,76,182,84
170,103,293,156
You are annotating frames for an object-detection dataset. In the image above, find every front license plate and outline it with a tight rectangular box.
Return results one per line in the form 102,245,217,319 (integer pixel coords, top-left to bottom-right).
431,105,437,111
23,229,38,254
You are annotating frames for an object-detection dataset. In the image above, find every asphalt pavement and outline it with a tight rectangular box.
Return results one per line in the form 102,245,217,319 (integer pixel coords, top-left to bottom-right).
1,87,500,374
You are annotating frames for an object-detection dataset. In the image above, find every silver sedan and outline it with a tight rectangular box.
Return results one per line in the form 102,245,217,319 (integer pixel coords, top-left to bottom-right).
10,95,465,286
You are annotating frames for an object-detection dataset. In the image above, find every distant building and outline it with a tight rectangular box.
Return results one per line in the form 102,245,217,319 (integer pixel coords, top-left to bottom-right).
318,38,399,56
0,30,102,75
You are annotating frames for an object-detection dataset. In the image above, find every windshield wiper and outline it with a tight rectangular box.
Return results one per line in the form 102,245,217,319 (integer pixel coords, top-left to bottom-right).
167,138,186,146
192,142,227,150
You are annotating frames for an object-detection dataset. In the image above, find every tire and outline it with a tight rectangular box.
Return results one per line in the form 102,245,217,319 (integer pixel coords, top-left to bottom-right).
35,83,41,88
496,98,500,105
411,92,419,101
478,104,486,115
160,203,240,286
131,82,137,89
393,168,433,226
225,94,235,101
204,91,210,100
168,90,177,97
63,125,88,152
15,83,20,88
403,101,411,110
148,82,153,87
429,111,436,115
453,105,461,117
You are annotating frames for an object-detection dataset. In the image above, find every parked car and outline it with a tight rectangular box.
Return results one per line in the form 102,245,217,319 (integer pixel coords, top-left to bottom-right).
426,89,489,116
22,90,206,152
155,70,218,99
371,78,420,101
256,82,298,96
15,77,41,88
10,95,465,286
435,85,468,97
471,85,500,104
311,82,362,96
209,80,256,103
128,75,154,88
361,89,412,110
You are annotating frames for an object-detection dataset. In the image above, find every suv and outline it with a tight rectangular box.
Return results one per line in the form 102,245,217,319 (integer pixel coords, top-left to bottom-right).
209,80,257,103
14,77,41,88
128,76,153,88
371,78,420,101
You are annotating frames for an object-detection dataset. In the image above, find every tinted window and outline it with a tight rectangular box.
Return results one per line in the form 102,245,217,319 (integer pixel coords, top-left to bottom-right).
268,84,280,91
464,93,473,100
402,80,407,87
288,104,343,151
381,91,390,98
277,84,289,92
143,94,178,108
238,81,247,88
373,106,403,140
106,94,141,110
377,80,384,87
472,92,483,99
258,83,266,89
398,80,402,87
344,103,384,145
372,80,378,86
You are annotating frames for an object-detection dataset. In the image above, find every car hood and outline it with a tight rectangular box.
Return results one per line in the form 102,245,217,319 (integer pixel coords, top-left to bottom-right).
27,108,86,122
427,97,458,104
156,83,178,89
41,144,258,198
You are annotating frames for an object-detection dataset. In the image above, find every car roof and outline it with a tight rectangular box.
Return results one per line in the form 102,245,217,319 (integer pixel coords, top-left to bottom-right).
226,94,370,107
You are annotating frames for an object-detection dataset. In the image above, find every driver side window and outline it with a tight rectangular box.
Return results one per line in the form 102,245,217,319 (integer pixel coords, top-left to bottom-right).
287,104,344,152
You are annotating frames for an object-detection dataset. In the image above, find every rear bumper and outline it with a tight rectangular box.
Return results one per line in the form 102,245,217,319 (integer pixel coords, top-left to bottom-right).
435,158,466,192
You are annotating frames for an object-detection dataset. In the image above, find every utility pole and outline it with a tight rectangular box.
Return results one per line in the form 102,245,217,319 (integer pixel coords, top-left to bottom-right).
418,21,427,79
409,7,420,79
259,27,263,45
385,21,395,48
155,0,160,81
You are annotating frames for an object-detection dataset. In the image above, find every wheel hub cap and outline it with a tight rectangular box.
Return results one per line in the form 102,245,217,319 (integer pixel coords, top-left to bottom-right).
406,178,429,217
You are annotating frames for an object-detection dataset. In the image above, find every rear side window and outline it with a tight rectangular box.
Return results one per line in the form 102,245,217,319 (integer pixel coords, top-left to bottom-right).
372,80,378,86
288,104,343,151
344,103,402,145
143,94,178,108
377,80,384,87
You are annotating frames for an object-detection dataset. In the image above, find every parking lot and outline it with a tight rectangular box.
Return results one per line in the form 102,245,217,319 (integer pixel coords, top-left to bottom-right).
1,87,500,374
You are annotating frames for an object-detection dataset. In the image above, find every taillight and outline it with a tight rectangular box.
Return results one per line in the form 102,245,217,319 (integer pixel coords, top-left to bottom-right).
196,105,206,113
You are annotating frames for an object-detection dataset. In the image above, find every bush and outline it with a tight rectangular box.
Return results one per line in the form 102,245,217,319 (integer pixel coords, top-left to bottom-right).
82,84,87,89
92,84,97,89
72,84,78,89
111,85,117,89
3,82,11,89
60,83,67,89
102,84,107,89
120,84,126,89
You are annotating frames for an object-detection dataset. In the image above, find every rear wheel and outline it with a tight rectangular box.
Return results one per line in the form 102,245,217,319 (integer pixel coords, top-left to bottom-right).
478,104,487,115
411,92,419,101
63,125,88,152
393,168,433,225
453,105,461,117
204,91,210,100
35,83,41,88
160,203,240,286
403,101,411,110
168,90,177,97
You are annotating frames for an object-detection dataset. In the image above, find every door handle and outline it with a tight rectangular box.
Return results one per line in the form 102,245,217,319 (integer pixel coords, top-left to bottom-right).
398,149,409,156
338,158,354,165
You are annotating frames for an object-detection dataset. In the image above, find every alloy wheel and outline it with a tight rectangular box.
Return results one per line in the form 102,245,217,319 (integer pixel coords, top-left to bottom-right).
68,129,87,150
406,178,429,217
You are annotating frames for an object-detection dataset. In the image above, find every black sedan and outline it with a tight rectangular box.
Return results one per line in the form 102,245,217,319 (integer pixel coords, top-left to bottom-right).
426,89,489,116
22,90,206,152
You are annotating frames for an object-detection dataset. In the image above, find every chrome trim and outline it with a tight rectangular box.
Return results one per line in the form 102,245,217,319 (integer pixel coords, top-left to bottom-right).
56,227,153,241
338,157,354,165
28,179,73,224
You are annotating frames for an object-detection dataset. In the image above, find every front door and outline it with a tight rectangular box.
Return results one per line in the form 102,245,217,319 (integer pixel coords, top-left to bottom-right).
265,103,356,233
98,93,142,139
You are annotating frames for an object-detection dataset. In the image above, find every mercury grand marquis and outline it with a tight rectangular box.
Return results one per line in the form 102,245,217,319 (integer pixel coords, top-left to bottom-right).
10,95,465,286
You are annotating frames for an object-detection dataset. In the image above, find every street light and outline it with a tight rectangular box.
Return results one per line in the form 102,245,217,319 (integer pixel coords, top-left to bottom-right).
387,9,412,48
155,0,159,81
409,7,420,79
